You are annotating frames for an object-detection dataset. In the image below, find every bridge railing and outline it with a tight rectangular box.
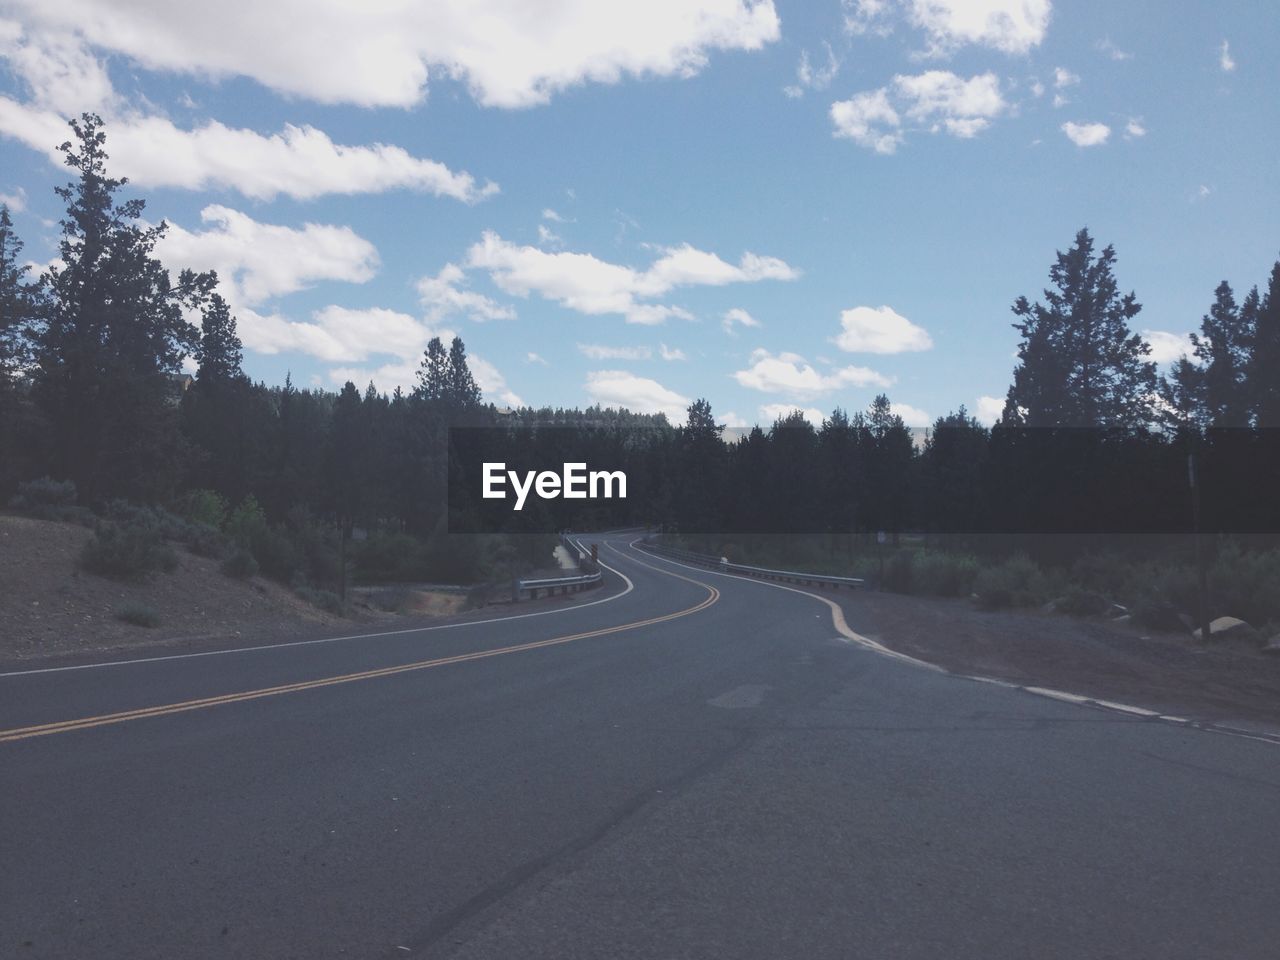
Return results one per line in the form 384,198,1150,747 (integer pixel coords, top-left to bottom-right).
637,539,865,590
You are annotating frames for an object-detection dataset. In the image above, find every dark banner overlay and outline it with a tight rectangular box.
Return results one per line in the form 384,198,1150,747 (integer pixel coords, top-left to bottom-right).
448,426,1280,535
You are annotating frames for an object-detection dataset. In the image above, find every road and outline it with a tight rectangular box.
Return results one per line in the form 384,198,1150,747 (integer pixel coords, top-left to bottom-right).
3,536,1279,959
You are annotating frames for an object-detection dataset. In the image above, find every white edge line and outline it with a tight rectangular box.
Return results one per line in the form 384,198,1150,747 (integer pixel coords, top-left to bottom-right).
0,546,634,678
631,541,1280,747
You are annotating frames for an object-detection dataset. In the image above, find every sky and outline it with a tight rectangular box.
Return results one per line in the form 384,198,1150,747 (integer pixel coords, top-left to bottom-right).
1,0,1276,429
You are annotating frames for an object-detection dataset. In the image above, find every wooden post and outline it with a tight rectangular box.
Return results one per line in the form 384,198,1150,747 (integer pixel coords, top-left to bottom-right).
1189,451,1210,641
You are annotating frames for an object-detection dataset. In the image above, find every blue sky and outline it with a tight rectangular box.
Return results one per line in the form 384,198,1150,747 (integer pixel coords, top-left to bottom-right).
1,0,1275,428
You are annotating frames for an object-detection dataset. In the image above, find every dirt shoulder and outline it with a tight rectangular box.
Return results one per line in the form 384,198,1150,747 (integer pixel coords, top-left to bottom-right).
825,585,1280,730
0,515,606,671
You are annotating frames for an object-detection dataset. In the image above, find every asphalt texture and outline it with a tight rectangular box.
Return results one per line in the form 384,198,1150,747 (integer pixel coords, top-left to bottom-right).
3,536,1279,959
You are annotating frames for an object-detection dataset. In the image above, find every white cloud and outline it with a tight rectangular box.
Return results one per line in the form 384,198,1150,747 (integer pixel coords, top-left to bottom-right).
830,88,902,154
1197,184,1212,199
1095,37,1131,61
578,343,652,360
542,208,565,222
156,205,380,307
3,0,780,109
1219,40,1236,72
659,343,688,361
526,352,549,366
832,71,1006,151
909,0,1051,55
1061,120,1110,147
842,0,1050,54
466,231,796,325
1143,329,1194,365
891,402,932,427
843,0,894,36
417,263,516,323
734,349,893,398
760,403,825,426
585,370,690,422
470,354,524,407
0,98,498,203
243,306,440,364
0,186,26,211
722,307,762,334
0,23,116,115
720,410,749,428
537,224,563,248
896,71,1005,136
786,42,839,98
1029,78,1045,98
1125,118,1146,139
835,305,933,354
975,395,1005,426
1051,68,1077,107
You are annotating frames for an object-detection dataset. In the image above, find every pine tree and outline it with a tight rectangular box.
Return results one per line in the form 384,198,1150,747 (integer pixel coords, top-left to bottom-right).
1249,259,1280,428
1159,355,1207,430
1192,280,1252,427
444,336,482,410
1003,229,1157,428
195,289,244,383
414,337,448,403
0,204,34,388
31,114,208,501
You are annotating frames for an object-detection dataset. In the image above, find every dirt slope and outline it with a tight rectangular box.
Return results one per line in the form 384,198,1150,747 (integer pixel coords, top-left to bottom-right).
0,514,346,663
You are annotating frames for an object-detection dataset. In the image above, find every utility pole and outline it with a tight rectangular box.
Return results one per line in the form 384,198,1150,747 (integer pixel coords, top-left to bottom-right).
1188,450,1210,641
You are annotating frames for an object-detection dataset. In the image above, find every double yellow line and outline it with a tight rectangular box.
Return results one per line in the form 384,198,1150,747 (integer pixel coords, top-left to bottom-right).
0,569,718,745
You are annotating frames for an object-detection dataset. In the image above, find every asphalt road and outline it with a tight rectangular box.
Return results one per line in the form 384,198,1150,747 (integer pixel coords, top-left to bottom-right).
3,536,1279,959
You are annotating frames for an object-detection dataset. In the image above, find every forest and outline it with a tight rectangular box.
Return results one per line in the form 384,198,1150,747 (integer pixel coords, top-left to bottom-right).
1,114,1278,625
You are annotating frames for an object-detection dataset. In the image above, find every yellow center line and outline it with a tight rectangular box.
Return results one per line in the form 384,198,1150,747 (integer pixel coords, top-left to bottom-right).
0,567,719,745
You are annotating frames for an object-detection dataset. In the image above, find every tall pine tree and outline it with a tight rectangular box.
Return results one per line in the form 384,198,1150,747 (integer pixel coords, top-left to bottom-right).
1192,280,1252,427
1249,259,1280,428
0,204,34,390
1003,229,1157,428
31,114,208,501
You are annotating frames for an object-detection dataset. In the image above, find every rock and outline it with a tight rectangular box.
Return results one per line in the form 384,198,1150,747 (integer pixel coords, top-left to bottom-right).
1193,616,1258,643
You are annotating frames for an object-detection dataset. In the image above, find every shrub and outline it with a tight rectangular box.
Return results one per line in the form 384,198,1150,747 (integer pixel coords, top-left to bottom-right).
882,551,915,593
81,523,178,582
912,551,980,597
224,496,270,550
1207,542,1280,626
1058,588,1112,617
352,532,429,582
296,585,346,616
103,500,190,539
182,521,230,559
220,549,259,579
115,604,161,628
1069,552,1138,599
173,488,229,529
973,554,1048,610
7,477,95,525
1131,592,1188,632
251,527,304,582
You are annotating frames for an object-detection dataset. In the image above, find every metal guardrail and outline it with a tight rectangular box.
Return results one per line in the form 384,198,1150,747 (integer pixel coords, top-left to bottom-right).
512,534,603,601
638,540,865,589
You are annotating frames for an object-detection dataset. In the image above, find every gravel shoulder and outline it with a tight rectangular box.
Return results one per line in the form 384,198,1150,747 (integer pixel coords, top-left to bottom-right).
827,585,1280,730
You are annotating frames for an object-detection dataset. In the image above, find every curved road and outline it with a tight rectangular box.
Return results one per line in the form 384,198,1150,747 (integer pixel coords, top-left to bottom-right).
3,536,1278,958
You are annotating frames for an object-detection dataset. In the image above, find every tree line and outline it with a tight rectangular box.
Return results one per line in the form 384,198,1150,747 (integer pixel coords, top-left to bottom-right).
2,115,1278,581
